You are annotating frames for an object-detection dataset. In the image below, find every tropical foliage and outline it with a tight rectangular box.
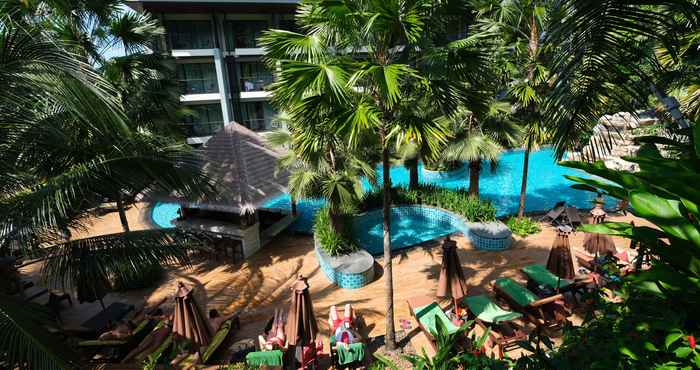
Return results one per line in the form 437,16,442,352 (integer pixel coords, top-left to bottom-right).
506,216,541,237
314,207,360,256
513,125,700,368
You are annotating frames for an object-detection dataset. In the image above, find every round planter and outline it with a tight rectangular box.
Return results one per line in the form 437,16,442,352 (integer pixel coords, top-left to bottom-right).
314,235,375,289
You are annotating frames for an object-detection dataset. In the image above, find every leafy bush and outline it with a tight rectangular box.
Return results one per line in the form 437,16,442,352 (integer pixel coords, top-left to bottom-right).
360,185,497,222
506,217,541,237
314,207,359,256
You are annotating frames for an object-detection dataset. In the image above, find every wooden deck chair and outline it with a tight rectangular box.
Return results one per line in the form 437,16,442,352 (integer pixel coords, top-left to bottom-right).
492,278,569,329
539,203,566,225
407,296,460,346
521,264,576,293
463,295,527,359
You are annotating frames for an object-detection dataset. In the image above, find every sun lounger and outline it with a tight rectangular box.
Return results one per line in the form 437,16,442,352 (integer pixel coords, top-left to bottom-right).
328,305,366,367
78,319,157,362
176,317,239,366
246,349,284,368
492,278,569,328
521,264,575,292
463,295,527,358
81,302,135,336
539,204,566,225
407,296,460,343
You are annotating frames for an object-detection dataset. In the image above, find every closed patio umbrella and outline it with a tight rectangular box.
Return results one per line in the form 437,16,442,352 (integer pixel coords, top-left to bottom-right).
285,275,318,347
173,281,212,350
436,237,468,307
547,226,575,289
583,213,617,256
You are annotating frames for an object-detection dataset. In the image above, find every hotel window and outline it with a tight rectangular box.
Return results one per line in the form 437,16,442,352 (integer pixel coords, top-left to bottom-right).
167,21,214,49
278,17,299,33
238,62,272,92
225,20,268,49
182,104,224,137
177,63,219,94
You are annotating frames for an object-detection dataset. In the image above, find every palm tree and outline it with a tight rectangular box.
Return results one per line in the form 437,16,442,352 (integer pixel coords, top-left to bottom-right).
0,4,213,368
544,0,699,156
443,102,520,197
260,0,468,349
473,0,553,217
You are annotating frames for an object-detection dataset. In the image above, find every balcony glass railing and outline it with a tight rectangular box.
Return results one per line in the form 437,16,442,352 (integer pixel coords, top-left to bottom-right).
241,118,275,131
240,74,273,92
181,121,224,137
180,79,219,95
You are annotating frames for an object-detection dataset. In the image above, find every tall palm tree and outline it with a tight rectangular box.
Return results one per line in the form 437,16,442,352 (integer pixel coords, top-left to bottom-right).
443,102,520,197
474,0,552,217
260,0,468,349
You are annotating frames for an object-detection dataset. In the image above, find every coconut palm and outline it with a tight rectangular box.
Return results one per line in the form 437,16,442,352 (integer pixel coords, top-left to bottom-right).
260,0,475,348
545,0,699,156
443,101,520,197
0,5,213,369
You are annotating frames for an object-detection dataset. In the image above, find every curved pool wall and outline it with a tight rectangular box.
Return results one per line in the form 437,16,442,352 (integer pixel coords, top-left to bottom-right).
352,205,467,255
152,148,614,234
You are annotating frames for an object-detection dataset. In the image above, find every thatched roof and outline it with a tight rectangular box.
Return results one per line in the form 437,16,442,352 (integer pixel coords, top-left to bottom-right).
179,122,289,214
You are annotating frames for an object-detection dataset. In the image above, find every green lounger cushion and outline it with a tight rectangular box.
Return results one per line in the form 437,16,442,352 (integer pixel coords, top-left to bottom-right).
246,350,284,367
522,264,573,290
337,342,365,366
494,278,539,307
463,295,522,324
415,302,459,336
201,319,233,363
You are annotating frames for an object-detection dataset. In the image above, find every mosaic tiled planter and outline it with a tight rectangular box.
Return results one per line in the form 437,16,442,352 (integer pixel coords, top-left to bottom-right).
314,236,375,289
466,221,513,251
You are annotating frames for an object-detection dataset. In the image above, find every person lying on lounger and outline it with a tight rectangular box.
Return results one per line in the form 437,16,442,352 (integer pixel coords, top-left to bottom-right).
208,309,237,332
122,319,171,363
258,309,287,350
329,304,362,347
98,320,136,340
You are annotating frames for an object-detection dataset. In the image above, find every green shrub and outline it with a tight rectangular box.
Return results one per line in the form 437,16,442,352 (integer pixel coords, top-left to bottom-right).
506,217,541,237
314,207,359,256
359,185,496,222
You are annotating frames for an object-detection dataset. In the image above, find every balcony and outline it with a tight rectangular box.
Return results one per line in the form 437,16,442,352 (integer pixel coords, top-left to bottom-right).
240,74,273,92
181,121,224,138
241,118,276,132
180,79,219,95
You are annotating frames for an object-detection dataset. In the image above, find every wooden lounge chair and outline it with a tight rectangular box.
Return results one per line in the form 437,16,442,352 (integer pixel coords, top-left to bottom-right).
521,264,575,293
539,203,566,225
175,316,240,367
463,295,527,359
407,296,460,344
492,278,569,329
78,319,157,362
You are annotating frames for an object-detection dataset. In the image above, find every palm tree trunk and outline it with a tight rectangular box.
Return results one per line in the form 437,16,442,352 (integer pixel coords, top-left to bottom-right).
380,128,396,350
408,158,419,189
116,193,130,232
518,148,531,218
468,159,481,197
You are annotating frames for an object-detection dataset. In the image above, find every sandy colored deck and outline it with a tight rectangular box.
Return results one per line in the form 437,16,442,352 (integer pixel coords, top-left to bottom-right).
19,203,651,361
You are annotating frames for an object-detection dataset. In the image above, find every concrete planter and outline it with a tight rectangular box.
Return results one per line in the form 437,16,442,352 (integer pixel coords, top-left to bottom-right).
314,235,375,289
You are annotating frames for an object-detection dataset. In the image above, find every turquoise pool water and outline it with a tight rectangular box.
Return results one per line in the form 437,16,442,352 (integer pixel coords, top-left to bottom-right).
354,206,467,255
150,202,181,228
151,148,610,232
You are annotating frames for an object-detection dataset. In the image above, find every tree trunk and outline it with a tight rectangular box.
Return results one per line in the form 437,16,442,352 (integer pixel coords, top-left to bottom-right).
468,160,481,197
116,193,130,232
408,158,419,189
518,148,531,218
291,196,297,216
381,129,396,351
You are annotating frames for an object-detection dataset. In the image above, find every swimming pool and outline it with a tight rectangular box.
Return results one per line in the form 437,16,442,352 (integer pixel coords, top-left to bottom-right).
150,202,181,228
151,147,610,232
353,206,468,255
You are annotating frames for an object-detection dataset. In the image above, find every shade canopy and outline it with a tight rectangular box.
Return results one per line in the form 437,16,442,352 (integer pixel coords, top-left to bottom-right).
173,281,212,349
436,237,468,301
285,275,318,347
547,228,575,281
159,122,289,214
583,213,617,255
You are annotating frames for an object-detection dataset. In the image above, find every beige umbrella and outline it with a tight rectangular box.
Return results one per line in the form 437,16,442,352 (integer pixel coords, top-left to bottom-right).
285,275,318,347
173,281,212,350
436,237,468,307
547,226,576,290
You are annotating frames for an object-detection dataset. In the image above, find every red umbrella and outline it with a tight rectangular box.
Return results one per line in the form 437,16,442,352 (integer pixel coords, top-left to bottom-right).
436,237,468,306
